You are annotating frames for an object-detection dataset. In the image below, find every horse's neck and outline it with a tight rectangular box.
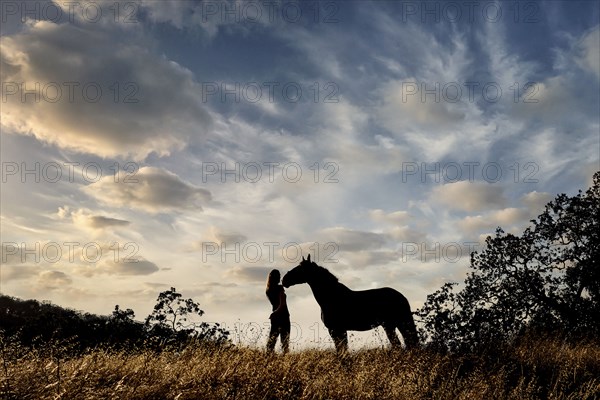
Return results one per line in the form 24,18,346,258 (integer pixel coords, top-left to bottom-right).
308,279,350,309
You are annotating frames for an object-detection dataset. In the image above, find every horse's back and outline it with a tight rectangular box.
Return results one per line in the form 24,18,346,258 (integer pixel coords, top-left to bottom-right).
322,286,411,331
355,286,409,303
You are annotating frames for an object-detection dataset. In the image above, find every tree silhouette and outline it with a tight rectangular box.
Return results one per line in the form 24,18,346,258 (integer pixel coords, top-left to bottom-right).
145,287,204,332
1,287,230,352
145,287,229,344
111,305,135,323
418,172,600,352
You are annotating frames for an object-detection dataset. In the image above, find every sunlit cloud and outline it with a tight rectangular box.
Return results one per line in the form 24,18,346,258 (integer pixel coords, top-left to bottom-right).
82,167,212,214
1,19,212,160
430,181,507,212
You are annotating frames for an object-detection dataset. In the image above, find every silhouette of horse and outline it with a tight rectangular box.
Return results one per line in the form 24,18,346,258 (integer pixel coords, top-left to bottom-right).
282,254,418,352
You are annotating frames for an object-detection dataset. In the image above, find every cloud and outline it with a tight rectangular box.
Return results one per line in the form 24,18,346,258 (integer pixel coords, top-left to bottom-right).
378,78,468,130
458,189,579,239
369,209,411,225
457,191,558,237
187,226,248,253
458,208,531,235
139,0,264,37
66,208,131,230
82,167,211,213
1,243,26,265
488,207,530,227
139,0,193,29
430,181,507,212
502,27,599,187
85,215,131,229
521,191,553,213
323,133,413,178
317,227,388,252
188,281,238,289
0,19,212,160
37,270,73,288
340,250,400,269
78,258,160,277
104,259,160,276
0,265,40,281
375,76,496,160
388,226,428,244
225,266,272,283
207,226,248,244
575,27,600,79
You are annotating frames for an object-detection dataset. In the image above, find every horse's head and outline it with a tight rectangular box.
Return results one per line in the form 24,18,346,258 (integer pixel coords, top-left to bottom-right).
282,254,316,288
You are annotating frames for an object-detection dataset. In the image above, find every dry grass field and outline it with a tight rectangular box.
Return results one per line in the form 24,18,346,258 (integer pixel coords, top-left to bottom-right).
2,336,599,400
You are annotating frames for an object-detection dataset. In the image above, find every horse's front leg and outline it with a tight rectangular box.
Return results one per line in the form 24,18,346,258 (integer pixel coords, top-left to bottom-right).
328,328,348,353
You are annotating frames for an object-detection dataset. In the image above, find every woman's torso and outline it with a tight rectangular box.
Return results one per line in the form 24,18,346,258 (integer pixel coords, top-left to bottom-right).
267,285,290,317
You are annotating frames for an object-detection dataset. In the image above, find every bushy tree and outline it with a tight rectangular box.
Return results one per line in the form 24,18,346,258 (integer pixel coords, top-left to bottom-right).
111,305,135,323
145,287,229,345
418,172,600,352
145,287,203,331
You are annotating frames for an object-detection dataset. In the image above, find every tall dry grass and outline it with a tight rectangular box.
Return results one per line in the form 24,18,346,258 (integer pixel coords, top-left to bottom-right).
2,336,599,399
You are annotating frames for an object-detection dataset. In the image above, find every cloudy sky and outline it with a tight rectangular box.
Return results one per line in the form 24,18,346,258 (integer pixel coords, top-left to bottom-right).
1,0,599,349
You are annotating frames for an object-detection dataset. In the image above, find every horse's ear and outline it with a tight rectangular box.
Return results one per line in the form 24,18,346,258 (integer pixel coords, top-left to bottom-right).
307,254,311,262
302,255,305,261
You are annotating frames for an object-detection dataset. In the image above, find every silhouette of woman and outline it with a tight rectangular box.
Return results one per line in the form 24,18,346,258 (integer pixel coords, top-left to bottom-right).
266,269,290,353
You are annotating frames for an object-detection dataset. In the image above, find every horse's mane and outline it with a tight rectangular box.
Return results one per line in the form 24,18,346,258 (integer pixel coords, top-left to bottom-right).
313,264,339,283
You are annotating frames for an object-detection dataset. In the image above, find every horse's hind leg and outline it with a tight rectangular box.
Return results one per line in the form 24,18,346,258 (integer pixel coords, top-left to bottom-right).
383,324,402,349
398,314,419,349
328,329,348,353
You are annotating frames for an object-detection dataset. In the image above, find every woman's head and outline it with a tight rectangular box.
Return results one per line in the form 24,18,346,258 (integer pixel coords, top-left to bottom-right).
266,269,281,291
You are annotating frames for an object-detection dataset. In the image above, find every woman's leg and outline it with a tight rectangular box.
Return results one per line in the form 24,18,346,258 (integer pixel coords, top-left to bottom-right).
266,322,278,352
280,319,291,353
